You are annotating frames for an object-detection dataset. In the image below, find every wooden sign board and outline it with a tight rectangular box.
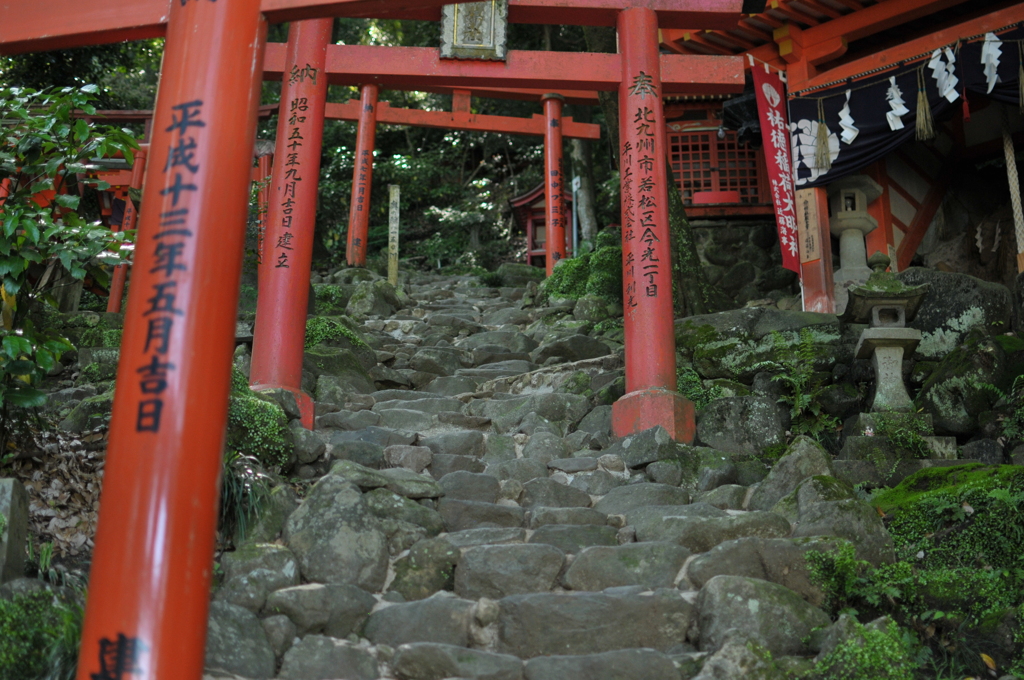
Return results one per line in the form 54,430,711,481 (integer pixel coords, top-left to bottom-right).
441,1,508,61
795,187,822,264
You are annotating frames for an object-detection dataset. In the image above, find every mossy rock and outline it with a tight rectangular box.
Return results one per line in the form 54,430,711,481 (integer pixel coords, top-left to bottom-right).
674,307,842,381
303,346,373,382
584,246,622,302
496,262,546,287
312,284,355,315
543,254,591,301
916,326,1008,436
58,389,115,432
305,316,375,368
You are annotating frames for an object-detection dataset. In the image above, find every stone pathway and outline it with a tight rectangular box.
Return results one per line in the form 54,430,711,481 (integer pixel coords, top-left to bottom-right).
204,271,898,680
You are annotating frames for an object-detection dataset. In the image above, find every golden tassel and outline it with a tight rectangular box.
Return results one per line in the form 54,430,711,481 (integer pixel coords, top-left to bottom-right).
814,98,832,172
916,67,935,141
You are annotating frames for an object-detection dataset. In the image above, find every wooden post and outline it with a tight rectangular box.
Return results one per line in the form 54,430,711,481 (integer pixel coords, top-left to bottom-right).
76,0,266,677
347,84,379,267
795,186,835,313
249,18,333,429
610,7,694,442
388,184,400,286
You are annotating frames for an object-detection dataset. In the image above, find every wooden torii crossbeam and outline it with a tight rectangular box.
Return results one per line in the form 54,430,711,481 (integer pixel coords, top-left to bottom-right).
0,2,745,678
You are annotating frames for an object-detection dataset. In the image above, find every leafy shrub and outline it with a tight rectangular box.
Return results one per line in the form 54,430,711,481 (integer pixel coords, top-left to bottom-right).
478,271,504,288
814,619,919,680
220,449,272,543
0,591,70,678
0,85,136,444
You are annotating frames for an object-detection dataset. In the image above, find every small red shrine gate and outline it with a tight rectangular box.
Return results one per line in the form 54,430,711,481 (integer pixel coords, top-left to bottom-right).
510,182,575,267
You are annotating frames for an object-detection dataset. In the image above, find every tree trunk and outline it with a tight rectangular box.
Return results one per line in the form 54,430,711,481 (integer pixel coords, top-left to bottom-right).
582,26,619,168
666,158,727,317
569,106,600,243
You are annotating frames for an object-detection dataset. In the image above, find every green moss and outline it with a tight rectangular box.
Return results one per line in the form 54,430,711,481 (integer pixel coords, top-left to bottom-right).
543,253,592,300
305,316,369,350
584,245,622,302
226,383,290,469
559,371,592,396
677,366,722,410
871,412,932,460
594,228,620,249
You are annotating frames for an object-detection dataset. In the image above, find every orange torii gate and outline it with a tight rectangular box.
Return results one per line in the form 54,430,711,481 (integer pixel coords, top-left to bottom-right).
0,2,746,679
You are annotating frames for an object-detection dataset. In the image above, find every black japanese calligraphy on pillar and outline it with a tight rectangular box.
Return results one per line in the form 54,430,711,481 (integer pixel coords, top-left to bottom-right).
136,100,203,433
621,72,663,309
93,632,146,679
549,163,562,261
289,63,318,86
276,96,310,269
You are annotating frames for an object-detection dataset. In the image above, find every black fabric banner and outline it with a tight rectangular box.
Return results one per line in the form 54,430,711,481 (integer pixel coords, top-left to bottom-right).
788,25,1024,189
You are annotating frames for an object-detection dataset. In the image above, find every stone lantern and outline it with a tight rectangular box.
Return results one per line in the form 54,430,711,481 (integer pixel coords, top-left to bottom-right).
828,175,883,315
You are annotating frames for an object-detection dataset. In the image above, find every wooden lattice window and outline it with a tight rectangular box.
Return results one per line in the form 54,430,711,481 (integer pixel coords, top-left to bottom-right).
668,129,766,204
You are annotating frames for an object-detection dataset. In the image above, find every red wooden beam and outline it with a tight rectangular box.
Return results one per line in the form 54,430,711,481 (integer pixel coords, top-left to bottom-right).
748,0,974,71
263,43,746,94
797,2,1024,90
0,0,462,54
0,0,743,55
324,100,602,139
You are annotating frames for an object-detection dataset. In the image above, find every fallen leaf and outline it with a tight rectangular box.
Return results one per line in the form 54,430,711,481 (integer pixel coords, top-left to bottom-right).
981,653,996,670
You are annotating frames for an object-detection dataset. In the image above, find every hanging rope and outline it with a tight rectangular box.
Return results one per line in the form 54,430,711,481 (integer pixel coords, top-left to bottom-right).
916,67,935,141
815,98,832,171
1002,106,1024,273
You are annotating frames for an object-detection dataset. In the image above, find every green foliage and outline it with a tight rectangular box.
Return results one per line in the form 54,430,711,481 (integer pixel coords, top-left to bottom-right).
226,379,290,470
220,449,272,544
584,245,622,301
754,329,839,444
77,325,122,349
871,412,932,460
304,316,368,350
0,85,136,443
477,271,504,288
814,619,919,680
807,465,1024,677
676,366,722,410
976,375,1024,443
0,591,72,679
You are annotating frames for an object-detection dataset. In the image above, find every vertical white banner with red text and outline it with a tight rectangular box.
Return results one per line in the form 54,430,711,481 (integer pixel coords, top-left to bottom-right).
752,67,800,273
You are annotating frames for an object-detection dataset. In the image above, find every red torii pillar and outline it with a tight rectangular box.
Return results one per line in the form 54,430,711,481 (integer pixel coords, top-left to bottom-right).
106,146,147,314
347,84,379,266
250,18,333,428
542,93,566,275
611,7,694,442
76,0,266,676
